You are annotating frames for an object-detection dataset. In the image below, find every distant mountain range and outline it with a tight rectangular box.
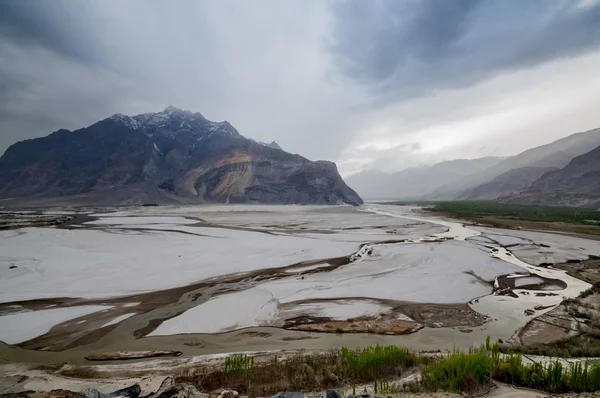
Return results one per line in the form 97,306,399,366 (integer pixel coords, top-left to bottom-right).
501,143,600,208
347,157,504,200
0,106,362,206
347,127,600,208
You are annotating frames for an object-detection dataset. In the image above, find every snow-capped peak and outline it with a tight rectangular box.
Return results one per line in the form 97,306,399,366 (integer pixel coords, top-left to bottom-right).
256,140,283,150
110,113,140,130
107,107,242,143
164,105,184,114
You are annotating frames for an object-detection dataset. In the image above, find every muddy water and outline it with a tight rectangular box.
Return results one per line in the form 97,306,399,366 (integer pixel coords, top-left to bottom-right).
0,205,593,365
364,205,591,346
364,206,481,241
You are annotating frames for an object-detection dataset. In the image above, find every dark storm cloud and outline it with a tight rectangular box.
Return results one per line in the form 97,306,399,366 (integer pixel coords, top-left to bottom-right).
1,0,600,173
0,1,102,65
0,1,123,150
0,1,348,160
330,0,600,103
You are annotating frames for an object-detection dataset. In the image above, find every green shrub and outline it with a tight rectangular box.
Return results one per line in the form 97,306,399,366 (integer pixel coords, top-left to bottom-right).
224,354,255,376
421,347,497,393
422,339,600,395
340,345,423,381
374,380,399,394
492,355,600,393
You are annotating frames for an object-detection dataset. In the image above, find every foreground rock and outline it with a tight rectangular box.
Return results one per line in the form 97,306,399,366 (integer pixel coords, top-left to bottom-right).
209,389,239,398
0,106,362,206
82,384,140,398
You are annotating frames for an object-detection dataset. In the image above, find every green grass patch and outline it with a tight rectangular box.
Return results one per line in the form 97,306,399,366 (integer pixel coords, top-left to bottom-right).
422,338,600,394
403,200,600,224
421,337,500,393
494,355,600,393
224,354,255,376
504,332,600,358
340,345,425,382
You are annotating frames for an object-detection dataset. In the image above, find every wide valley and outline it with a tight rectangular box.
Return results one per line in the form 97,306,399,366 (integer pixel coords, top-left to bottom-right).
0,204,597,369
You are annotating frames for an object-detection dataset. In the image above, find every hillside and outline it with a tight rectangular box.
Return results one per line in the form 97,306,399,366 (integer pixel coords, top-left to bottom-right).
346,157,503,199
502,144,600,208
457,166,557,200
445,128,600,200
347,128,600,201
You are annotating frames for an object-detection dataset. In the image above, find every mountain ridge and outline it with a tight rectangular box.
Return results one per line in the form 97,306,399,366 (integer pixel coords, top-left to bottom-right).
346,157,504,199
501,144,600,209
347,127,600,201
0,106,363,206
444,127,600,200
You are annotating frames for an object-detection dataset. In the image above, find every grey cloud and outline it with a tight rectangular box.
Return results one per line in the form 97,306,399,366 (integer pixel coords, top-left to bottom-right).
0,1,103,65
330,0,600,104
395,142,422,153
1,0,599,175
0,1,356,160
408,142,421,152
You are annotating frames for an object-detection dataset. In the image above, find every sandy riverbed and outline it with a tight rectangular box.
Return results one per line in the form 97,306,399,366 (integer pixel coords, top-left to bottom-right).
0,204,597,365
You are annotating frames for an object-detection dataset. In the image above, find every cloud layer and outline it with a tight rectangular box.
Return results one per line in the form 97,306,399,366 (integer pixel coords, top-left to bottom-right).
330,0,600,104
1,0,599,174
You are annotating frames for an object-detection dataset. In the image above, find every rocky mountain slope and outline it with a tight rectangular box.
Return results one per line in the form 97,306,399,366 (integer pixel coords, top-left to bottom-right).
346,157,503,199
0,106,362,206
457,166,557,200
501,144,600,208
448,128,600,200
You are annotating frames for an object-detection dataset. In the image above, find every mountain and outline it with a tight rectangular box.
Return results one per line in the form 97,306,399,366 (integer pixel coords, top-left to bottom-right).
501,144,600,208
346,157,503,199
250,138,283,151
457,166,557,200
260,141,283,150
0,106,362,206
433,127,600,199
347,127,600,201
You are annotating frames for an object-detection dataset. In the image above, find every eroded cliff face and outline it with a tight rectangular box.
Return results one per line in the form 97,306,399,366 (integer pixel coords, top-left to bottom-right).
0,107,363,206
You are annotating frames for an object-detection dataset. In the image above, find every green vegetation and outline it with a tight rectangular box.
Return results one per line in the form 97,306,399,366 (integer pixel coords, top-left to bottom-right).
416,200,600,224
505,333,600,358
177,342,600,396
340,345,425,381
373,380,399,395
421,338,500,393
418,338,600,394
178,345,427,395
423,339,600,394
224,354,255,376
494,355,600,393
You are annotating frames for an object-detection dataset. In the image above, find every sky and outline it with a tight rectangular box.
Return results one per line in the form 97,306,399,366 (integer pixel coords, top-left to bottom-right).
1,0,600,176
